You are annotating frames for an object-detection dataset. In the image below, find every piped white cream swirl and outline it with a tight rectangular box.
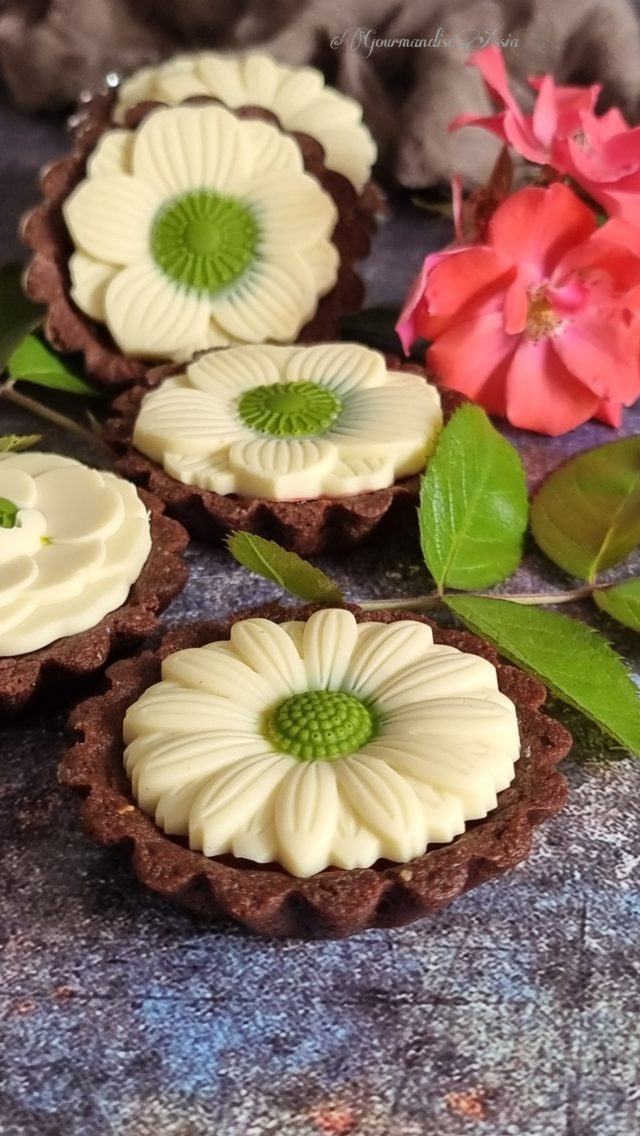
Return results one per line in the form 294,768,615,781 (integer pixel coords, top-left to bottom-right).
0,452,151,655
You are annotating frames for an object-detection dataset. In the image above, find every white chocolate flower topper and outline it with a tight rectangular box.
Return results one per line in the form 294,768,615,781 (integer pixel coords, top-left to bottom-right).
63,104,339,360
0,453,151,656
133,343,443,501
123,610,520,878
114,52,377,193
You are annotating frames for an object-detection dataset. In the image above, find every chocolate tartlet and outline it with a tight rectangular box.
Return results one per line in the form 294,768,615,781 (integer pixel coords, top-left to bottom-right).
0,481,188,717
60,604,571,939
22,96,376,389
104,346,452,557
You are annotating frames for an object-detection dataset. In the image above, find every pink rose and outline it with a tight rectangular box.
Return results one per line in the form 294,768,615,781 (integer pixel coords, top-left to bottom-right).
397,183,640,435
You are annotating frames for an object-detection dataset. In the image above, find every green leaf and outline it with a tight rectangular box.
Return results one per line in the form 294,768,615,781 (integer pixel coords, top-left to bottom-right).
226,532,344,604
0,433,41,452
531,437,640,582
419,404,528,590
0,264,44,371
0,497,18,528
446,595,640,758
8,335,101,396
594,579,640,633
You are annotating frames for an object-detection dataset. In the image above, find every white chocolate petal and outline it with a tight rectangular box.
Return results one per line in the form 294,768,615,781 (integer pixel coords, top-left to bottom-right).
279,620,306,657
189,752,296,856
247,171,337,251
30,540,105,602
132,105,252,197
212,255,318,343
1,571,132,656
133,386,244,460
317,125,377,195
230,793,279,864
87,129,134,178
344,620,434,700
0,453,77,476
303,241,340,297
330,379,443,448
206,320,236,349
122,682,254,742
104,262,211,358
127,732,272,811
330,794,381,870
365,738,504,820
161,646,282,706
240,53,282,105
187,344,289,396
273,67,326,115
336,754,426,861
64,175,161,264
0,555,38,598
113,67,158,123
35,466,124,541
154,68,209,105
274,762,339,877
125,727,260,790
69,252,119,321
301,608,358,691
228,437,335,500
284,342,386,397
163,451,236,496
0,596,36,635
243,120,303,175
373,648,499,713
0,509,46,562
156,778,212,837
230,618,307,694
323,454,394,496
0,468,37,508
196,54,250,106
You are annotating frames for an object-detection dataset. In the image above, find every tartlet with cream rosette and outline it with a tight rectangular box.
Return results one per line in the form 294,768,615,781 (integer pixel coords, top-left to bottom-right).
0,451,188,715
105,342,445,556
61,604,571,938
23,98,373,388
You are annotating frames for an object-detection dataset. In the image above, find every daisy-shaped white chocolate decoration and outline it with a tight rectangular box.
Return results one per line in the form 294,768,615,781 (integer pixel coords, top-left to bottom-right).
0,452,151,656
63,104,339,360
133,343,443,501
123,609,520,878
114,52,377,193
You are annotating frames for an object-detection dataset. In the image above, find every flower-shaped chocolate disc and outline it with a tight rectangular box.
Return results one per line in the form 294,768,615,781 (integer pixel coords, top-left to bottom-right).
113,52,377,192
63,104,339,360
123,609,521,878
0,452,151,655
132,343,443,501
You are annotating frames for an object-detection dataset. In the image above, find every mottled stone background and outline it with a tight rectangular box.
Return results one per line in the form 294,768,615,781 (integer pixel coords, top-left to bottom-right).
0,97,639,1136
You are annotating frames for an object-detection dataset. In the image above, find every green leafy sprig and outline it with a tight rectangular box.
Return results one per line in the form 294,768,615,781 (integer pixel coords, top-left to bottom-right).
227,405,640,759
0,266,108,451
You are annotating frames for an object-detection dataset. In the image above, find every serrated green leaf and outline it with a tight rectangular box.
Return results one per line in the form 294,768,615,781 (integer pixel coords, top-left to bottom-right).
419,404,528,590
531,437,640,582
0,434,41,452
226,532,344,604
8,335,101,396
446,595,640,757
0,264,44,371
594,579,640,632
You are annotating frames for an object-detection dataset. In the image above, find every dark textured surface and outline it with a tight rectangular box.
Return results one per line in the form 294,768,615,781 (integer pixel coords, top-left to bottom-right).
1,100,640,1136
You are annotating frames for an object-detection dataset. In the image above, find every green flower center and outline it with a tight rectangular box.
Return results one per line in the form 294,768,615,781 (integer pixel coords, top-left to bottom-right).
238,381,342,438
267,689,376,761
151,190,259,295
0,498,18,529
